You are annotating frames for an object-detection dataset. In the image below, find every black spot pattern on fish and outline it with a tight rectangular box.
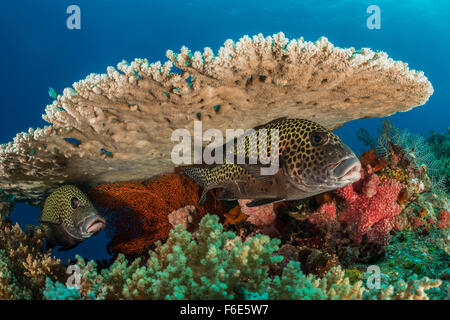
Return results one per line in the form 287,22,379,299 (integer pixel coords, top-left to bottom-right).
41,185,93,228
184,118,355,203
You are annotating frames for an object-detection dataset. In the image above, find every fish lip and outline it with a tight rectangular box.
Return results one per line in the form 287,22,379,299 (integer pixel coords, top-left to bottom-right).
80,216,106,238
328,157,361,183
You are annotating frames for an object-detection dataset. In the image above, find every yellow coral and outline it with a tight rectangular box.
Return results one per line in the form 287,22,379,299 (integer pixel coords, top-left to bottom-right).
379,167,409,184
0,219,66,299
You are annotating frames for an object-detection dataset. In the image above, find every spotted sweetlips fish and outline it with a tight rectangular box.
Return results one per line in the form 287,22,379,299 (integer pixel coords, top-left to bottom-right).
27,185,105,251
183,117,361,207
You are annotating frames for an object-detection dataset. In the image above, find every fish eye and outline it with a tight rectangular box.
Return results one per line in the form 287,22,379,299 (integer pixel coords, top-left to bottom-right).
310,131,329,146
71,197,80,209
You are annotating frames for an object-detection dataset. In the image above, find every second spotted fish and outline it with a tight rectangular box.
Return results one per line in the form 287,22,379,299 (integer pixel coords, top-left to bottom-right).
183,118,361,207
27,185,106,251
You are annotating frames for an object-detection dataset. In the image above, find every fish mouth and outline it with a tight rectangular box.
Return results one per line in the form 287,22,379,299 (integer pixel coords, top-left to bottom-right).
329,157,361,183
80,216,106,237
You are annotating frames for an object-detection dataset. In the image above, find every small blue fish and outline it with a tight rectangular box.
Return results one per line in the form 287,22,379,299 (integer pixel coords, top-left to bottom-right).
48,87,57,100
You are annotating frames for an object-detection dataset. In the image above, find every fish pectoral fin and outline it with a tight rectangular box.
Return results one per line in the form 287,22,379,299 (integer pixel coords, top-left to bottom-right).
198,186,212,206
245,198,283,207
44,237,57,250
239,164,277,182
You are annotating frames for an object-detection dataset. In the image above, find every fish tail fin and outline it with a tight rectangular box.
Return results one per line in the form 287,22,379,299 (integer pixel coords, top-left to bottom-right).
182,166,213,206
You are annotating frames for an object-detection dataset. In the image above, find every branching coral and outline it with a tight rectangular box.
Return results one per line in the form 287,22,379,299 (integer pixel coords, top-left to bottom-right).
364,275,442,300
47,214,283,300
41,214,440,300
0,219,66,299
0,33,433,203
90,173,223,256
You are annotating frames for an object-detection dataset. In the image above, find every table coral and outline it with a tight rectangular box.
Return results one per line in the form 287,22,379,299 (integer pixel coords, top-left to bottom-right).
90,173,223,256
0,32,433,203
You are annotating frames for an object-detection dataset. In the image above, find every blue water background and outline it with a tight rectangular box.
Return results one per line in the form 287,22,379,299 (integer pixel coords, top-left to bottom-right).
0,0,448,261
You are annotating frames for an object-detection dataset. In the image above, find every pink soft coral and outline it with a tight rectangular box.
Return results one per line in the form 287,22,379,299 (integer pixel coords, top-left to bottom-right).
238,199,276,226
308,202,337,228
336,165,404,245
168,205,196,230
437,209,450,229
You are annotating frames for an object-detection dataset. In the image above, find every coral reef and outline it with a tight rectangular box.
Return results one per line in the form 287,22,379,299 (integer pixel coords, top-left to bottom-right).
0,216,66,299
373,227,449,300
90,173,223,256
168,205,197,230
41,215,441,300
238,199,276,227
307,164,404,245
283,125,448,302
0,202,444,300
0,33,433,203
337,165,404,245
427,129,450,193
375,121,447,194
